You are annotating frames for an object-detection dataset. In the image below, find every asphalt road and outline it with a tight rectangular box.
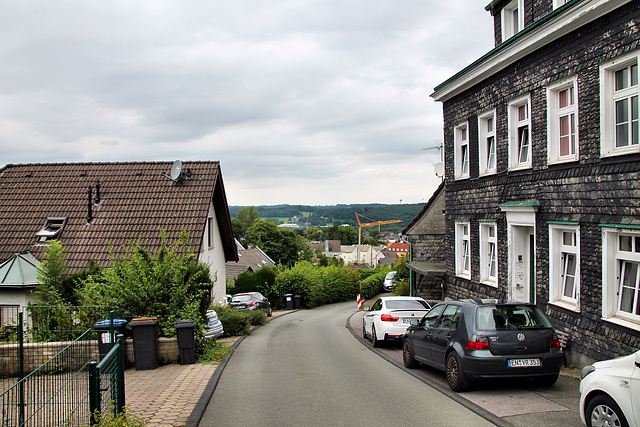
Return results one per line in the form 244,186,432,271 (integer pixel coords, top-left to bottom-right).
199,301,495,427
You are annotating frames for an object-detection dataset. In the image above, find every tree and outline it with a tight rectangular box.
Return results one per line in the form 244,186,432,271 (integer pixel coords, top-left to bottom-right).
245,220,311,266
323,225,358,245
234,206,260,242
304,227,323,241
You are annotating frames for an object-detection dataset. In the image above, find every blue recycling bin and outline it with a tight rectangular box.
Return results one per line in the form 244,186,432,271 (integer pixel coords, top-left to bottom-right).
94,319,128,361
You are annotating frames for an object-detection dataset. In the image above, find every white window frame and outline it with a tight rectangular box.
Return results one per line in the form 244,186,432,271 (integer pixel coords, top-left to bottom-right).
479,222,498,286
548,224,580,311
600,51,640,157
478,110,497,176
508,95,532,170
207,217,215,248
501,0,524,41
553,0,571,9
547,77,579,164
455,221,471,279
602,227,640,329
454,122,470,180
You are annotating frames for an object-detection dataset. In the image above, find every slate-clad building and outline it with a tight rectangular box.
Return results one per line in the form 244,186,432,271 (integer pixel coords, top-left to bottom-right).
431,0,640,366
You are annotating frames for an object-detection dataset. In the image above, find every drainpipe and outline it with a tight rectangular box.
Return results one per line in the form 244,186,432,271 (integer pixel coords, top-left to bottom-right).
399,235,413,297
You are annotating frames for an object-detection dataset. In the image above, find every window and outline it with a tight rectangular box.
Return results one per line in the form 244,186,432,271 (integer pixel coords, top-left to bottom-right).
600,51,640,157
501,0,523,41
480,222,498,286
35,217,67,244
508,95,532,169
553,0,571,9
547,78,579,164
602,228,640,326
478,110,497,175
207,217,215,248
454,122,470,179
549,224,580,310
455,222,471,278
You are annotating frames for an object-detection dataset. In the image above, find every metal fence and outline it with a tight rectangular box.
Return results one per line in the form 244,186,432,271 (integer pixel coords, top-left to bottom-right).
0,306,125,426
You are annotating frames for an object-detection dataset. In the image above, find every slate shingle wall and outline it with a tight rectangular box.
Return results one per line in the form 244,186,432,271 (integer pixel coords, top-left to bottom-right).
441,1,640,363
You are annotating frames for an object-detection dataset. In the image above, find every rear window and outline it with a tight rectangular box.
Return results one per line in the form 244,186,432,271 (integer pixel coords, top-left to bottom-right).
476,305,552,331
386,300,430,310
231,294,253,302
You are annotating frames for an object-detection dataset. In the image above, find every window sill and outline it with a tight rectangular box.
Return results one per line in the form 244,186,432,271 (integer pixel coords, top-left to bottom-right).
547,157,579,166
601,147,640,158
508,164,532,172
454,175,470,181
549,300,579,313
456,273,471,280
480,280,498,288
602,316,640,332
479,171,497,177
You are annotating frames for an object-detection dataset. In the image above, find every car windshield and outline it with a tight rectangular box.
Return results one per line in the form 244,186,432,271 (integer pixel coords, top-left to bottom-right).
386,300,429,310
231,294,253,302
476,305,552,331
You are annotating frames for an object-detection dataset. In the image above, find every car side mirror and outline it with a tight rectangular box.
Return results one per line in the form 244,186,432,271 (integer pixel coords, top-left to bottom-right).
363,307,370,312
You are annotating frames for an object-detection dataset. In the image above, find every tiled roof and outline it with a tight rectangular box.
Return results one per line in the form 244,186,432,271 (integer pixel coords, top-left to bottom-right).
225,246,275,283
0,161,238,271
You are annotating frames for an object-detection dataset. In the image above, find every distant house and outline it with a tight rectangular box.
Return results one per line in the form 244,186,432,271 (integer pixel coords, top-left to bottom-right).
402,183,446,300
387,242,410,258
0,252,40,314
0,161,238,306
339,244,385,267
226,241,276,284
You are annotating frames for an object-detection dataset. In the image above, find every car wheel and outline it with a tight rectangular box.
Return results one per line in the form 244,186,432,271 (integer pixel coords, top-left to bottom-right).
362,321,367,339
586,395,629,427
446,352,470,392
371,325,381,347
531,373,558,387
403,339,418,368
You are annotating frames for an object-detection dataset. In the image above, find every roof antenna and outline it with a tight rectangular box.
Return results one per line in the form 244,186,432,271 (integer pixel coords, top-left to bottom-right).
94,180,101,205
87,186,93,224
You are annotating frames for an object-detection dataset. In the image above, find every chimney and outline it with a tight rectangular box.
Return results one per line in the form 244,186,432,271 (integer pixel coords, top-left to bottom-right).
87,186,93,223
94,180,101,205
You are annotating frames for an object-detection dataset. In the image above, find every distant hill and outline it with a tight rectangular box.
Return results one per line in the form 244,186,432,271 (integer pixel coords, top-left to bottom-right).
229,203,424,232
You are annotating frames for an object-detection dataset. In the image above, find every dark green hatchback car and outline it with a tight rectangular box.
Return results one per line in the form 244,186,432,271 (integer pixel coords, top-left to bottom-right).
402,299,563,392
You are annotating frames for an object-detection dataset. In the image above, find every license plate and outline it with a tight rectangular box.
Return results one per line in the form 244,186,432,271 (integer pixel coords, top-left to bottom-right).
508,358,541,368
402,318,414,324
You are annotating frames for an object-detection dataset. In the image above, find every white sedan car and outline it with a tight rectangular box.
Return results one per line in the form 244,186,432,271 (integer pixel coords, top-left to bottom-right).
362,296,431,347
579,349,639,427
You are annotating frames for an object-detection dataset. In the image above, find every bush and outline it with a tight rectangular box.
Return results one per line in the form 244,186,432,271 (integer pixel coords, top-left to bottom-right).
197,339,230,364
359,270,387,300
393,279,410,296
213,306,251,337
273,262,319,308
246,310,268,327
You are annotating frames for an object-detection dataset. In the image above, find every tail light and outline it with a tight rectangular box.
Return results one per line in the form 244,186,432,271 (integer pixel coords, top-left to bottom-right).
380,314,400,322
465,335,490,350
550,334,560,348
250,301,257,306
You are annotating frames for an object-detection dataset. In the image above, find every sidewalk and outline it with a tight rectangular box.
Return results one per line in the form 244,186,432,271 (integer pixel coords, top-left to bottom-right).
124,310,295,427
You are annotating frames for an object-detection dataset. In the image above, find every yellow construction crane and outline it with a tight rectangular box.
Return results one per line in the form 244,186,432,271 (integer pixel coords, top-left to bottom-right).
354,213,402,264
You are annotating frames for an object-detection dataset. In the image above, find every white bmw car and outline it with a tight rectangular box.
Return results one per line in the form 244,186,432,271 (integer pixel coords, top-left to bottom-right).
579,349,639,427
362,296,431,347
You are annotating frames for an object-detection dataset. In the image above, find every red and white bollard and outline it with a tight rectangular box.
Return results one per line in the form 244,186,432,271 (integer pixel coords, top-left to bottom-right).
357,294,362,309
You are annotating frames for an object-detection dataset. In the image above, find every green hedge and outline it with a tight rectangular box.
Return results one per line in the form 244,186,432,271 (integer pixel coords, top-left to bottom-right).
359,270,387,300
213,306,251,337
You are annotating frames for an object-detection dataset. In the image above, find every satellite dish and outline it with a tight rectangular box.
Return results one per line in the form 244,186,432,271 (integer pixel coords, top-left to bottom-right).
434,162,445,178
170,160,183,181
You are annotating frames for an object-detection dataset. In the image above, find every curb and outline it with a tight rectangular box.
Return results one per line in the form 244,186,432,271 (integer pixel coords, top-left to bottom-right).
346,311,514,427
186,309,300,427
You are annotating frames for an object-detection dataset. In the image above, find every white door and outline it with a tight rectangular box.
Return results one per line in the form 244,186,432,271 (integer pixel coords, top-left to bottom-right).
510,226,535,303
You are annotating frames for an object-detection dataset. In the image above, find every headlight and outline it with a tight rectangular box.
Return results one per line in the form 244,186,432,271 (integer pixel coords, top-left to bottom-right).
581,365,596,380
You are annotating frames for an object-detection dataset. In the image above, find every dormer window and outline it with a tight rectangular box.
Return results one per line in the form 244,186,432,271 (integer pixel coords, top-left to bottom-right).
502,0,523,41
35,217,67,243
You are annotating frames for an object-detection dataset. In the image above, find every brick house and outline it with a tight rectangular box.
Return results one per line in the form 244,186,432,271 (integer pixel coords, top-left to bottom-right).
0,161,238,306
431,0,640,366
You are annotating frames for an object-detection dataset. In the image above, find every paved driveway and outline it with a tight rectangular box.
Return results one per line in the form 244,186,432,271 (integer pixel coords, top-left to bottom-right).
350,309,584,427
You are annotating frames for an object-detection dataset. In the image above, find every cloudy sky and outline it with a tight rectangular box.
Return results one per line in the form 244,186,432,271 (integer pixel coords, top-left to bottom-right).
0,1,493,206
